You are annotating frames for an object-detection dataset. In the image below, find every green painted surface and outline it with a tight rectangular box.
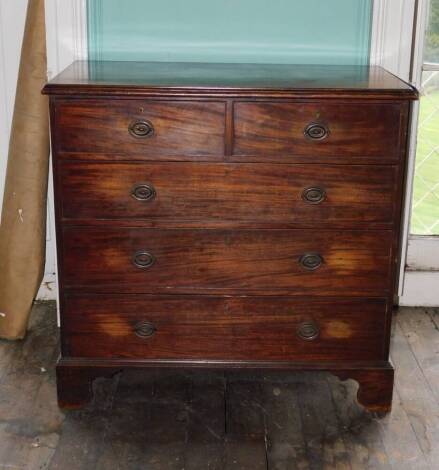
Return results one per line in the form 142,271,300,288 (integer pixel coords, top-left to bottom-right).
87,0,372,65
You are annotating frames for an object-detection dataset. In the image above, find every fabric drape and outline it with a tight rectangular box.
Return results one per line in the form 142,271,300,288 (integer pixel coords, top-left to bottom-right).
0,0,49,339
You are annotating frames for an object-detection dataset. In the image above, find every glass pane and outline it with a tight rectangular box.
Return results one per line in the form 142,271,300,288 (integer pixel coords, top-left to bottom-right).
425,0,439,64
87,0,372,65
412,70,439,235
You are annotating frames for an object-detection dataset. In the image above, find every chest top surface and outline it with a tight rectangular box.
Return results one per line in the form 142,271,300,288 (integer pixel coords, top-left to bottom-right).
43,60,418,99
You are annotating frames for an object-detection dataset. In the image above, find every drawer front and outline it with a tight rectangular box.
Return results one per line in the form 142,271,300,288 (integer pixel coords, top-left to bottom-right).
61,228,394,295
59,161,398,229
62,295,388,361
233,102,404,161
54,100,225,157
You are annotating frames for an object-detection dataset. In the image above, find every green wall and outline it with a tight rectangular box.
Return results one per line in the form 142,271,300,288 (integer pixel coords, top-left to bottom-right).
87,0,372,65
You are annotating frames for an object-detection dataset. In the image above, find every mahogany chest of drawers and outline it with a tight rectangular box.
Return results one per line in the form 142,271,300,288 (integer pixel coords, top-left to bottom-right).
43,61,417,412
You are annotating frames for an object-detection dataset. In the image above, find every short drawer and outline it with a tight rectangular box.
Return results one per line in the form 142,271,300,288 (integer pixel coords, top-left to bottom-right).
58,161,398,229
233,101,405,162
54,99,225,157
62,295,388,361
61,228,394,296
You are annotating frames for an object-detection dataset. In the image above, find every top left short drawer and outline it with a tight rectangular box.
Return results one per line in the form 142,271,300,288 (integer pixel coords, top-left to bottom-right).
52,99,226,158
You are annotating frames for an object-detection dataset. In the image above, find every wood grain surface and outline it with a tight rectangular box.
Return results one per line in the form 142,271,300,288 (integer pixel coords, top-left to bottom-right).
58,161,399,229
54,99,225,156
61,295,388,361
233,101,405,160
60,227,394,295
43,61,417,413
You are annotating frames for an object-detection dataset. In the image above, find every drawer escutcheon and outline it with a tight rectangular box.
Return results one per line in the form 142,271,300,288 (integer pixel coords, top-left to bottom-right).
132,251,156,269
128,119,155,139
304,122,330,141
133,320,157,339
131,183,156,202
302,187,327,205
299,253,323,271
297,321,320,341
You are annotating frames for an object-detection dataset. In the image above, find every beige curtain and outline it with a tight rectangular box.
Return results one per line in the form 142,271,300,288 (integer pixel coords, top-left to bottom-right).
0,0,49,340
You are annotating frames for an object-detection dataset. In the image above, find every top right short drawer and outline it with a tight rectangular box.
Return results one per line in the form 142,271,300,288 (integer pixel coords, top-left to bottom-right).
233,101,408,163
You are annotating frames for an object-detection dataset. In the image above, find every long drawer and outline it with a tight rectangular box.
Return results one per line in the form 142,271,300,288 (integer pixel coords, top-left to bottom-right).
233,101,405,162
58,161,398,229
61,228,394,295
53,99,226,157
62,295,388,361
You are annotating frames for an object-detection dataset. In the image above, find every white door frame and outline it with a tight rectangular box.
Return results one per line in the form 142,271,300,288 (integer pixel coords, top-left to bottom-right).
42,0,436,305
38,0,87,302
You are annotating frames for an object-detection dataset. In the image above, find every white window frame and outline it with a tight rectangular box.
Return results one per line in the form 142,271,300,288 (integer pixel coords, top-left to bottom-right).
399,0,439,306
371,0,439,306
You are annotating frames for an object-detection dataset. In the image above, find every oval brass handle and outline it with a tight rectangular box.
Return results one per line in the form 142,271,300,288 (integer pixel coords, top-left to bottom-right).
131,183,156,202
134,321,157,339
129,120,154,138
302,187,326,205
297,321,320,341
304,122,329,141
299,253,323,271
133,251,155,269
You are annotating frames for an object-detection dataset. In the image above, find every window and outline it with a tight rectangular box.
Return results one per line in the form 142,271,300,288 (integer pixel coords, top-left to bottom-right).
412,0,439,235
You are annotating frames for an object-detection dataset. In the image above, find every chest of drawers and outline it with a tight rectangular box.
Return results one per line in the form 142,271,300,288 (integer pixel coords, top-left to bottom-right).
43,61,417,413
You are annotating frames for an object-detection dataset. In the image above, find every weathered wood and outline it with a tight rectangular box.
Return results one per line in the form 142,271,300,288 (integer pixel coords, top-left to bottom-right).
2,303,439,469
223,440,268,470
261,379,310,470
95,371,191,470
224,376,268,469
0,303,62,470
184,373,225,469
428,308,439,330
295,373,351,470
49,372,119,470
377,388,430,470
326,373,392,470
390,320,439,468
397,308,439,405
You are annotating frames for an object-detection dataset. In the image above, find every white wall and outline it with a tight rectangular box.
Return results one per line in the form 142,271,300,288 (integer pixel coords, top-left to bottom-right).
0,0,28,212
0,1,86,302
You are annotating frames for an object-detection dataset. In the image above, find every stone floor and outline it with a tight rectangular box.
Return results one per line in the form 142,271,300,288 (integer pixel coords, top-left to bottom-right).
0,302,438,469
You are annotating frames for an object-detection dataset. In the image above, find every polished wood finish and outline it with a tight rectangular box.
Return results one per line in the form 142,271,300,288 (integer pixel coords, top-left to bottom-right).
54,99,225,157
43,61,418,100
44,60,417,413
233,101,404,160
61,227,393,295
58,161,399,228
61,295,388,361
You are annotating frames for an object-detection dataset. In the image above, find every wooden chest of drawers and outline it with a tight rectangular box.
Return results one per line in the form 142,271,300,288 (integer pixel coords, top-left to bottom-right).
43,61,417,413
